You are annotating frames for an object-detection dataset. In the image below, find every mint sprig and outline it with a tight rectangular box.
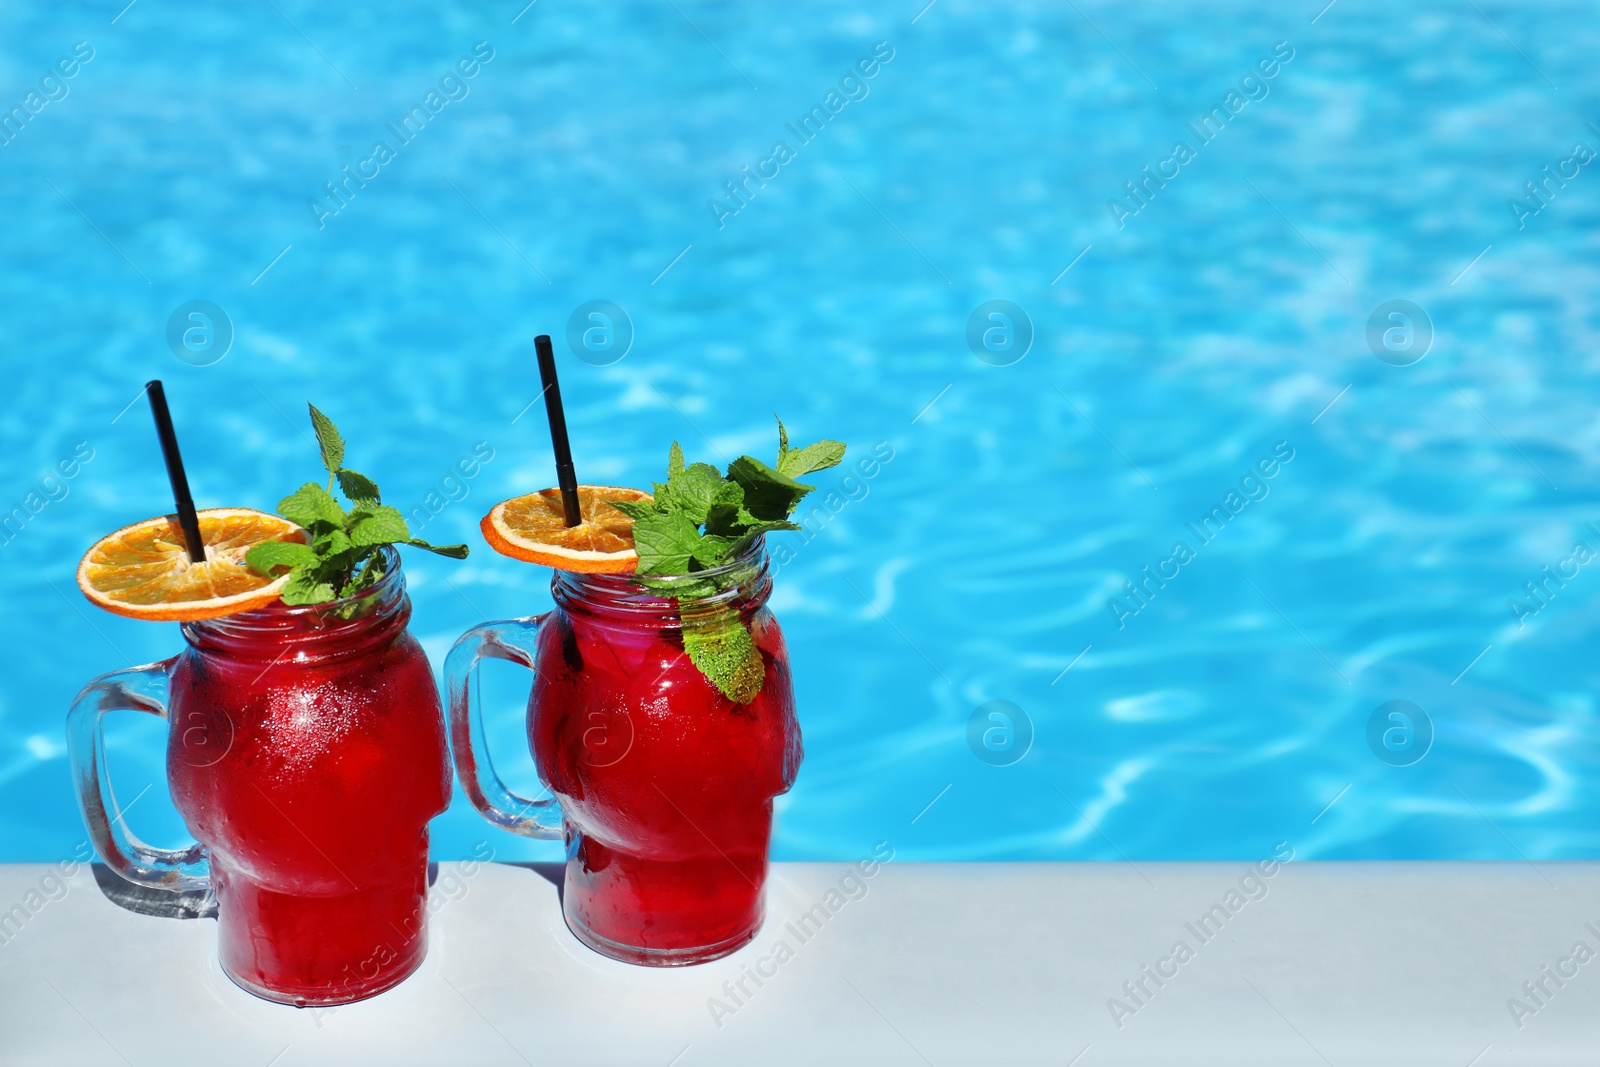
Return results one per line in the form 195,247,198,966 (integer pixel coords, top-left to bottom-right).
244,404,468,606
615,417,844,702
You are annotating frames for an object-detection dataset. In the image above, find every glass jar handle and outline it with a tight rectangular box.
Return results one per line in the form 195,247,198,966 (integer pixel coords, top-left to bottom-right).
445,617,563,839
65,660,209,894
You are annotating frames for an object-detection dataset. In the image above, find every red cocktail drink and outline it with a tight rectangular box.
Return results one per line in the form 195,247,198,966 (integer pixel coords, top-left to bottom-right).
450,541,802,965
72,549,450,1005
533,572,799,961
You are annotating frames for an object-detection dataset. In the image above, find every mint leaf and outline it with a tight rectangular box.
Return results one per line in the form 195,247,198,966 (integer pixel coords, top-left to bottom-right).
702,481,748,537
314,525,352,557
662,463,723,524
244,540,316,576
336,468,381,507
623,418,841,699
308,404,344,475
777,439,846,478
632,511,703,576
729,520,801,556
683,612,764,703
280,568,337,605
639,573,720,601
279,483,346,527
607,498,658,522
693,534,735,566
773,418,845,477
406,538,469,559
727,456,813,521
349,551,387,592
348,505,410,547
263,404,466,607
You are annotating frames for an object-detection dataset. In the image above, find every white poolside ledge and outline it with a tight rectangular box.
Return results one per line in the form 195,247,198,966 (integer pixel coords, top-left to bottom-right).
0,859,1594,1065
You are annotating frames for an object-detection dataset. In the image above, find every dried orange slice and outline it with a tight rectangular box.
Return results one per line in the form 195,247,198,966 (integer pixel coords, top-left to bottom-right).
480,486,650,573
77,508,307,622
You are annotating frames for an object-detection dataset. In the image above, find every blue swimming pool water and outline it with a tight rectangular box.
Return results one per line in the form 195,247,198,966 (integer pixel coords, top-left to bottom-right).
2,1,1597,864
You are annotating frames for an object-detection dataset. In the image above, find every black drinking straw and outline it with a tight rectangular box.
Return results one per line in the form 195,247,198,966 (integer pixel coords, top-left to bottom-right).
535,334,582,528
145,380,206,563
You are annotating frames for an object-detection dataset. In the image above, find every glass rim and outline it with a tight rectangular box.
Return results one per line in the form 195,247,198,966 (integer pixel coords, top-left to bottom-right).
556,535,771,609
186,545,405,629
